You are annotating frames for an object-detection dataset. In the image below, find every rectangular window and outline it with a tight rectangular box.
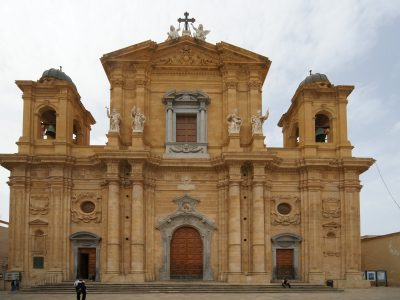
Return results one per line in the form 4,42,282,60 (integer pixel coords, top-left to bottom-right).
176,115,197,142
33,256,44,269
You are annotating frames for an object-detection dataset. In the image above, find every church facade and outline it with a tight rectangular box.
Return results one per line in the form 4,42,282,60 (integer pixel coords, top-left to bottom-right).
0,25,374,288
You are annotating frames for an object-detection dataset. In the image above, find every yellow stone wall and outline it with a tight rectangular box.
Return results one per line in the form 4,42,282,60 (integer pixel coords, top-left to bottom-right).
0,36,374,288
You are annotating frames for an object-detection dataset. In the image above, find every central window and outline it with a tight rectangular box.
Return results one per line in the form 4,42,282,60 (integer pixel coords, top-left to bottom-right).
176,115,197,142
162,90,210,158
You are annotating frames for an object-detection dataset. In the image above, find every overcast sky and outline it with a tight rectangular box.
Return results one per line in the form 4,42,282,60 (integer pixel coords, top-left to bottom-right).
0,0,399,235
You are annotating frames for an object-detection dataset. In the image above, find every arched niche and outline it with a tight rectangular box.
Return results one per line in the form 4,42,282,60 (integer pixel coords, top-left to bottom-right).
271,233,302,280
69,231,101,281
156,194,216,280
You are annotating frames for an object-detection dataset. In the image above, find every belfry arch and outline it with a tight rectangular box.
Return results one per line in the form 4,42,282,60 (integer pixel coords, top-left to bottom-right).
156,194,216,280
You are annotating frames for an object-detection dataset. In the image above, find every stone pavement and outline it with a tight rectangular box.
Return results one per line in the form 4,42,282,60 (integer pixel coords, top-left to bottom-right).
0,288,399,300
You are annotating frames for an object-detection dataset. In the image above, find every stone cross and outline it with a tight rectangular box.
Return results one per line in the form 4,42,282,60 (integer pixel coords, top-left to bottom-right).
178,12,195,34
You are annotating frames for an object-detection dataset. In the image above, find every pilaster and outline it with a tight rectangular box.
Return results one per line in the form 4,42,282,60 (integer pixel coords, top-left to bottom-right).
129,160,145,281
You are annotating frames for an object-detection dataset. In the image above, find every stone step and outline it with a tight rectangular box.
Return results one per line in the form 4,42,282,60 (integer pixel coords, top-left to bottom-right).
20,282,342,293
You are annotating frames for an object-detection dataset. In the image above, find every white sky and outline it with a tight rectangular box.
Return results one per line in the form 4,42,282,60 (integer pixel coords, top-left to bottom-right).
0,0,399,235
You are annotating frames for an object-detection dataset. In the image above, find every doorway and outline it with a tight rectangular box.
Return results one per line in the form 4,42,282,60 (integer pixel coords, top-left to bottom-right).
78,248,96,280
276,249,294,279
170,226,203,279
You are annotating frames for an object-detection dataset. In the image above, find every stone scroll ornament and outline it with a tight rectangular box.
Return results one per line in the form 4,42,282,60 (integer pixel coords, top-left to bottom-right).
71,192,102,223
226,108,242,134
251,109,269,135
131,106,146,132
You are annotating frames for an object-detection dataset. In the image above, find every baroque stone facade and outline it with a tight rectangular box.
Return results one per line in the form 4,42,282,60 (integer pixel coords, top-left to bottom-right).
0,34,374,288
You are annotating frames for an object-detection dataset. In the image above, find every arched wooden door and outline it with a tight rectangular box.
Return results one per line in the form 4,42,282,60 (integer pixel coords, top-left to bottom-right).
170,226,203,279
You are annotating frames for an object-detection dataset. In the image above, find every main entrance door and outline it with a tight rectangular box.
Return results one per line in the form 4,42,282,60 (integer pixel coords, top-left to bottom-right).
78,248,96,280
276,249,294,279
170,226,203,279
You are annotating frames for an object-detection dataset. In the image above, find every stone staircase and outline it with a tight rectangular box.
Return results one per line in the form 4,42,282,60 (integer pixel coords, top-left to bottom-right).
20,281,343,294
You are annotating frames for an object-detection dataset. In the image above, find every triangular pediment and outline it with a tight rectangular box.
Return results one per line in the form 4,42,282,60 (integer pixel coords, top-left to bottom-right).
101,36,271,80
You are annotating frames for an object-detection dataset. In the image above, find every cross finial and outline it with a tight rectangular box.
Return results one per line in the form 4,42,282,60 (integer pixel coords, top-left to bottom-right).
178,11,196,32
309,70,312,75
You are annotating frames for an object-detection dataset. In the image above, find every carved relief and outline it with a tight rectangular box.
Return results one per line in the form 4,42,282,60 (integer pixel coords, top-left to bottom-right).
168,143,206,154
32,229,47,255
271,195,301,225
71,192,102,223
30,193,49,215
323,222,341,256
322,198,341,218
29,219,48,255
177,175,195,191
156,46,218,66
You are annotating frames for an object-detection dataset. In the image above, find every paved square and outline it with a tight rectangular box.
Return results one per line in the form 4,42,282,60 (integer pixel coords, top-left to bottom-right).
0,288,399,300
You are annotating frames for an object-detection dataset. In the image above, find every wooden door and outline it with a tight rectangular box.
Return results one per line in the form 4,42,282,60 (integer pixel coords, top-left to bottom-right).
276,249,294,279
78,248,96,280
170,226,203,279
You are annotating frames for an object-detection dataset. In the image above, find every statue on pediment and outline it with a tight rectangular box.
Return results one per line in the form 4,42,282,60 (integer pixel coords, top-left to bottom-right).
167,24,181,41
191,24,210,41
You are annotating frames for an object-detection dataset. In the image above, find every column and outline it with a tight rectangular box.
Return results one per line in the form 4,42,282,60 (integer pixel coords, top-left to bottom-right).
199,107,206,143
228,164,241,274
166,105,173,143
130,161,145,278
106,161,120,274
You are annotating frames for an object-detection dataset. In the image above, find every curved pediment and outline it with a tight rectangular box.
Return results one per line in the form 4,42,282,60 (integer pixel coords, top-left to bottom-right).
70,231,101,241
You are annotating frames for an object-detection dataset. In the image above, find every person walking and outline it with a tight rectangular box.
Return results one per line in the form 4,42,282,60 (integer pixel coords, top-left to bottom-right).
75,279,87,300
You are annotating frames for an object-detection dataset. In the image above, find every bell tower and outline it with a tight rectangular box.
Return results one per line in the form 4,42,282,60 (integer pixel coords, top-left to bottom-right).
278,72,353,158
16,68,95,155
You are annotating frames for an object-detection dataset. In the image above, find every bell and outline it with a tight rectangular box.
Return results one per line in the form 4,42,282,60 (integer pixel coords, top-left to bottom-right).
45,124,56,138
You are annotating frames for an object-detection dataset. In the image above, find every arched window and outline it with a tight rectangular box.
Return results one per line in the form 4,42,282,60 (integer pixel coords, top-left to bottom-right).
39,108,57,139
315,113,330,143
73,120,83,144
288,123,299,147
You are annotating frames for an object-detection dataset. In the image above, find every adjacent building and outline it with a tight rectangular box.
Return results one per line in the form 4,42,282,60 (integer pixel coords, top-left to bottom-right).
362,232,400,286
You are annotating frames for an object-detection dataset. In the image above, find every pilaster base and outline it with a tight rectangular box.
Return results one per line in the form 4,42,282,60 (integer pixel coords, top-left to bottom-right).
226,272,270,283
130,132,145,150
102,272,146,283
251,134,266,150
226,133,241,151
106,132,121,149
336,272,370,288
308,271,325,284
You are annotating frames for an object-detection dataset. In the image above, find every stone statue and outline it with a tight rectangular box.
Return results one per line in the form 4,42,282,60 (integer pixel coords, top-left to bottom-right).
167,24,180,40
190,23,210,41
106,107,121,133
251,109,269,135
226,109,242,134
131,106,146,132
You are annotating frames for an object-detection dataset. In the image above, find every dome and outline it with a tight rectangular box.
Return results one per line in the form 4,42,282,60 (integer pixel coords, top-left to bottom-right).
40,68,75,86
299,73,330,87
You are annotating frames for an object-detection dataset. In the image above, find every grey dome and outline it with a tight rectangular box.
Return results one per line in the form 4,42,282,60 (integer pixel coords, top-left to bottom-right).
299,73,330,87
40,68,75,85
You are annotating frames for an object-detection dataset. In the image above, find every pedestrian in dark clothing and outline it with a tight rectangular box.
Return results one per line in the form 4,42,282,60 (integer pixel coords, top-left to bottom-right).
282,278,291,288
11,280,17,292
75,279,87,300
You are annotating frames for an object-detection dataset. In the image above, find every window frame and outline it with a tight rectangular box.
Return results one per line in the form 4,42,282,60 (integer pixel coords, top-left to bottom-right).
162,91,210,158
